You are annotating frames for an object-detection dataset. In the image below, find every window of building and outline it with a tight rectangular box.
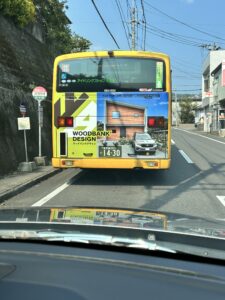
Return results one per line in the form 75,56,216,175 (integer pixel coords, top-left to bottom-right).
112,111,120,119
204,78,209,92
220,120,225,129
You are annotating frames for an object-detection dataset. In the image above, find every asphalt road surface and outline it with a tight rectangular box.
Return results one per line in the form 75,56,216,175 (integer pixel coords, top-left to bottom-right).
3,128,225,220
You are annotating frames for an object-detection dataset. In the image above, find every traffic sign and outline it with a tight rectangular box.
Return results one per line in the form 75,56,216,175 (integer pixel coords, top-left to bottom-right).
32,86,47,102
18,117,31,130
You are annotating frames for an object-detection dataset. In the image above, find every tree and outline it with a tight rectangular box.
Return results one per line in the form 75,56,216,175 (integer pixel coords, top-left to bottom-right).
33,0,91,54
0,0,36,27
179,99,197,124
0,0,91,54
70,34,91,53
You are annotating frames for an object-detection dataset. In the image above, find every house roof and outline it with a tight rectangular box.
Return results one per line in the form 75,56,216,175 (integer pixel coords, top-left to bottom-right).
106,100,146,110
107,124,144,127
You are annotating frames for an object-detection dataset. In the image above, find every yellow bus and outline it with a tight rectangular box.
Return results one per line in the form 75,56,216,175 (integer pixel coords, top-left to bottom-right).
52,50,171,169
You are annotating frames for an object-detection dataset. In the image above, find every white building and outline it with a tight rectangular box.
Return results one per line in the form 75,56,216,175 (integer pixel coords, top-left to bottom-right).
200,50,225,135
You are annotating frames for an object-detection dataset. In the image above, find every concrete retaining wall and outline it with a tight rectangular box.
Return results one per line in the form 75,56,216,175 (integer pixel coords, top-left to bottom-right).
0,15,53,175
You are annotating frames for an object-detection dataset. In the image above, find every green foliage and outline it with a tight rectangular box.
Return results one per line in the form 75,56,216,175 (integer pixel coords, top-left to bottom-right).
179,99,197,124
33,0,91,54
0,0,91,54
0,0,36,26
70,34,91,53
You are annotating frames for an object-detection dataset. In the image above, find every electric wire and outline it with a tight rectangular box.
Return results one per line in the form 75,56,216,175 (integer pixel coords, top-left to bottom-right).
91,0,120,49
115,0,131,49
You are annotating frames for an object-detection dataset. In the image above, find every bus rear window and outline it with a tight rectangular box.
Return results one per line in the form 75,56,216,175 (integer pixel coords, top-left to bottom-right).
57,57,165,92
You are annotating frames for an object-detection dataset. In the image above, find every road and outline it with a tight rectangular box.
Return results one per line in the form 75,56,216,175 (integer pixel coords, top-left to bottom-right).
3,128,225,220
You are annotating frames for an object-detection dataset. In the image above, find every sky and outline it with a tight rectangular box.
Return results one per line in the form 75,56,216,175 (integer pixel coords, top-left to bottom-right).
66,0,225,94
97,93,168,123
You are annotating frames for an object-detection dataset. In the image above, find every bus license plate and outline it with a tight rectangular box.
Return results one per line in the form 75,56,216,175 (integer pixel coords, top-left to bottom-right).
99,146,122,157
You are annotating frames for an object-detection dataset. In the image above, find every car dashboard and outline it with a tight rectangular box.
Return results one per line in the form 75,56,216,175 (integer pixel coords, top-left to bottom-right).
1,240,225,300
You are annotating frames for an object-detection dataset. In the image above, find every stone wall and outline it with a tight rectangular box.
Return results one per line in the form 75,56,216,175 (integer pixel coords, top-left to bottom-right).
0,15,54,175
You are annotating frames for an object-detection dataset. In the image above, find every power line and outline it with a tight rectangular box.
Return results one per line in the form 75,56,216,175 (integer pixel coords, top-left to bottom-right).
118,0,132,40
145,24,204,47
91,0,120,49
144,1,225,42
146,26,201,47
140,0,147,50
145,44,202,77
148,24,224,45
126,0,131,19
115,0,131,49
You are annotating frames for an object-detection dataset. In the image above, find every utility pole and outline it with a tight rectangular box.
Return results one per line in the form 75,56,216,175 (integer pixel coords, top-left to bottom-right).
131,0,136,50
200,43,221,51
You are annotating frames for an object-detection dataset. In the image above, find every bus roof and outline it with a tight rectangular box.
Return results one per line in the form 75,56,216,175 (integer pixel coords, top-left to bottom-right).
54,50,170,65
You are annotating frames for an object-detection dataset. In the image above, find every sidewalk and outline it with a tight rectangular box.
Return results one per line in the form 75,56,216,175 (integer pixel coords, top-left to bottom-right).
0,166,61,203
173,124,225,142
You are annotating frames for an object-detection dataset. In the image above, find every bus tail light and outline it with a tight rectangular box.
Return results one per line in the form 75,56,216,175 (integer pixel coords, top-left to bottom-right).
65,117,73,127
58,117,65,127
57,117,73,127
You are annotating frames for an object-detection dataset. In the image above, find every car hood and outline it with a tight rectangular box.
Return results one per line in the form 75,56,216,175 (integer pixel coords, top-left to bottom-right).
0,207,224,239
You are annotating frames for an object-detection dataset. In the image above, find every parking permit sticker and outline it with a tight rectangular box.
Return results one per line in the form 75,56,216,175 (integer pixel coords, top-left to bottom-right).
156,62,163,88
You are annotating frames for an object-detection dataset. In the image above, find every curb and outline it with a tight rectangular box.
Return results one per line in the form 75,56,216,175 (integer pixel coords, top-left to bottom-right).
0,168,62,204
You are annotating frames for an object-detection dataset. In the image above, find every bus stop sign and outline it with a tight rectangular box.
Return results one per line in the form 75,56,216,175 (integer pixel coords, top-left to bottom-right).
32,86,47,102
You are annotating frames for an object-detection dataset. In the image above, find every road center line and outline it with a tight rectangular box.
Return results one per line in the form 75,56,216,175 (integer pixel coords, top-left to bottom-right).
179,150,193,164
173,128,225,145
32,181,71,207
216,196,225,207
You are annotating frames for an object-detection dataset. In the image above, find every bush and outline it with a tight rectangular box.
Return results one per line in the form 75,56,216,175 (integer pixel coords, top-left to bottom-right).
0,0,36,27
0,0,91,54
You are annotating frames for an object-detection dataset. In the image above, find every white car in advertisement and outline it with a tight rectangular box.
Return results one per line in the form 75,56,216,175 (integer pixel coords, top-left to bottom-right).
132,132,157,155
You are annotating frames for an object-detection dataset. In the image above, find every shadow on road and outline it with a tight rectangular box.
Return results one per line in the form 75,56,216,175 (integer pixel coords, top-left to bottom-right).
69,143,225,216
71,146,199,187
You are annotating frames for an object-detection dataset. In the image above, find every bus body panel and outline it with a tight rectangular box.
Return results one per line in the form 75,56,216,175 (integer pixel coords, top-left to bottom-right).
52,157,171,169
52,51,171,170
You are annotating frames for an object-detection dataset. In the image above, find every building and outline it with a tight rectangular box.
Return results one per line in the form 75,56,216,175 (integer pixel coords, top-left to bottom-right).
199,50,225,135
210,63,225,136
105,100,147,140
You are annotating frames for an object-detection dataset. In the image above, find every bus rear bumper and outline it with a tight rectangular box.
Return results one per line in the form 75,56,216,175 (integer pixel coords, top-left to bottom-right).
52,158,171,170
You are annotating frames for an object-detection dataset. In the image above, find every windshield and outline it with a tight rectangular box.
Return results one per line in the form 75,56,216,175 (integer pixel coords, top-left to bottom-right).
1,0,225,262
57,57,165,92
136,133,152,140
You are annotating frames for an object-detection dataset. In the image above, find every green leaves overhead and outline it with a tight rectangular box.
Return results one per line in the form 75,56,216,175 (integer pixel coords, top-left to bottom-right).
0,0,91,54
0,0,36,27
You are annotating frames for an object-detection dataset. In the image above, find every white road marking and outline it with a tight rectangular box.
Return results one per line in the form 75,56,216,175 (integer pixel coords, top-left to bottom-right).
171,139,175,144
32,181,71,207
174,128,225,145
216,196,225,207
179,150,193,164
